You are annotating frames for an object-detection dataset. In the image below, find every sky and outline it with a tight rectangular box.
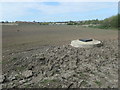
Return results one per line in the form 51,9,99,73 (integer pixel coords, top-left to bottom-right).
0,2,118,22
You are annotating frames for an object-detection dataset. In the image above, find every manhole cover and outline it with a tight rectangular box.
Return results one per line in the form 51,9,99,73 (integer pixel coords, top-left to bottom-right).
70,39,102,48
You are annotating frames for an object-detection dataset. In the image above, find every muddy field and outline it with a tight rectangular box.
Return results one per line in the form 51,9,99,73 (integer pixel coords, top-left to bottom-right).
2,24,117,51
2,24,118,88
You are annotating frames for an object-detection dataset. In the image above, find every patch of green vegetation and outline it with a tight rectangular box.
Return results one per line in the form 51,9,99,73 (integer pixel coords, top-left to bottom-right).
82,80,88,85
0,61,2,64
88,25,108,29
16,66,26,71
94,80,102,87
41,79,58,84
39,22,49,25
88,25,118,30
32,84,40,88
12,57,17,61
24,84,31,88
80,80,88,87
77,72,87,78
79,72,85,76
0,61,6,65
107,86,111,88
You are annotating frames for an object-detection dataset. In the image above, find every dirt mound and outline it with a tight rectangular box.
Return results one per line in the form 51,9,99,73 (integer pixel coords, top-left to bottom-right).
2,40,118,88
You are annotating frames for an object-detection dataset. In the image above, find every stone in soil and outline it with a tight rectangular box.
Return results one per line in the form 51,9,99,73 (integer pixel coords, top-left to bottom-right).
22,70,33,78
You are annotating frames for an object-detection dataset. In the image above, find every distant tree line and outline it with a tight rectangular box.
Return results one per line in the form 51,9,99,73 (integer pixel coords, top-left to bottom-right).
67,14,119,29
39,22,49,25
100,14,119,29
1,14,119,29
1,21,9,23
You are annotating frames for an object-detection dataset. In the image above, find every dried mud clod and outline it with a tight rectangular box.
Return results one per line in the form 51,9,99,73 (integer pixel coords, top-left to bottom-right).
2,40,118,88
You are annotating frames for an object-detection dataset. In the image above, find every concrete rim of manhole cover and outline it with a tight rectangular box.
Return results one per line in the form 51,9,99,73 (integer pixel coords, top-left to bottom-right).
70,39,102,48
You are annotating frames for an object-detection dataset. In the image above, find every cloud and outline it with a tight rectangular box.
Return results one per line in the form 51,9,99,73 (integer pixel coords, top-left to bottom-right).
1,2,39,20
0,2,118,21
42,2,61,6
0,0,118,2
34,2,117,15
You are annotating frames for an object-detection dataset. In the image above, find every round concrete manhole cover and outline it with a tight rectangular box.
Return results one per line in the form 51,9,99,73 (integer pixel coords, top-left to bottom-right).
70,39,102,48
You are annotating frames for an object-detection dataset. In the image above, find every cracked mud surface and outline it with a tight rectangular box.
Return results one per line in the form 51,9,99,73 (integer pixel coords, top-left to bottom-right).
2,39,118,88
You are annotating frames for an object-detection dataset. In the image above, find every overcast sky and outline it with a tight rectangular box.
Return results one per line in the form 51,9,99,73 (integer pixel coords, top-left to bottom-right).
0,2,118,22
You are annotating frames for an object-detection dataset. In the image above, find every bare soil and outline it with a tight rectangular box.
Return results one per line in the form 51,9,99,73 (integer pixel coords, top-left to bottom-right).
2,24,117,50
2,24,118,88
